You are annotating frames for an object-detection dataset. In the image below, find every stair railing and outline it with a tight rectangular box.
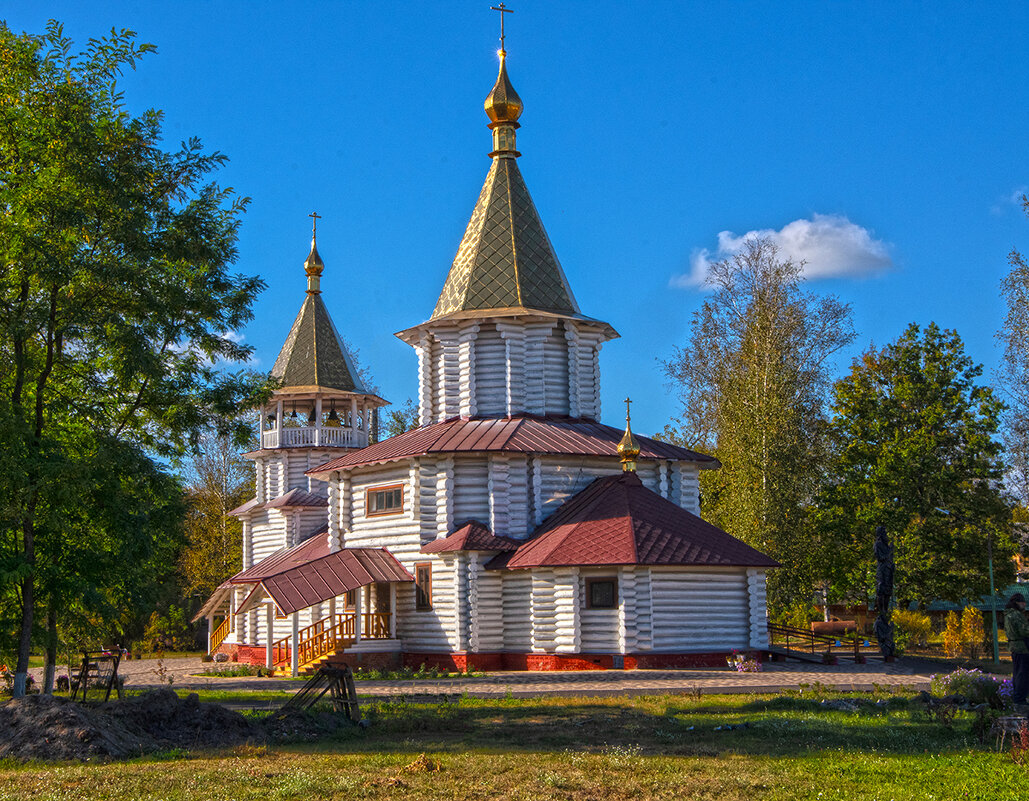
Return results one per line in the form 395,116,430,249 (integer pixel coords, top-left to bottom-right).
210,616,231,654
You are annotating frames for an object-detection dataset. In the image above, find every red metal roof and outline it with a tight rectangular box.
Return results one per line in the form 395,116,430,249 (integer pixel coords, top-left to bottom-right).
229,528,329,584
489,472,778,570
228,498,261,516
308,415,717,474
262,488,328,509
229,490,327,517
421,520,521,554
262,548,414,615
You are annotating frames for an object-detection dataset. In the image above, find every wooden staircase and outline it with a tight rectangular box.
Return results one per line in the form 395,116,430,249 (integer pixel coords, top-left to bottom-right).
272,612,392,675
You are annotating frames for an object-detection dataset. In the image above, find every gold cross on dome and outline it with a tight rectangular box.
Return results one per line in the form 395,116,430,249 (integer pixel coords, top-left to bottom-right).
309,211,322,235
490,3,514,51
624,397,632,423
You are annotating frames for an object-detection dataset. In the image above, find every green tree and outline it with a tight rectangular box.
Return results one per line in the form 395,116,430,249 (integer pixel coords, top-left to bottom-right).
816,323,1014,606
0,22,265,696
661,238,854,607
382,398,420,439
997,191,1029,563
178,430,253,602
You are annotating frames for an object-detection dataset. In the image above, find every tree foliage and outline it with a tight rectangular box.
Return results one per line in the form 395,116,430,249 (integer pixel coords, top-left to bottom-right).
815,323,1014,606
661,238,854,606
0,22,265,694
178,431,253,601
382,398,420,439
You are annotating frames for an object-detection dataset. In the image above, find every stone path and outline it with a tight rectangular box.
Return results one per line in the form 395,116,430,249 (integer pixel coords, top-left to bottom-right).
51,655,936,698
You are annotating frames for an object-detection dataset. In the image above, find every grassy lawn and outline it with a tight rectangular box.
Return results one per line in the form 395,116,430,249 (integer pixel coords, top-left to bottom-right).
0,691,1023,800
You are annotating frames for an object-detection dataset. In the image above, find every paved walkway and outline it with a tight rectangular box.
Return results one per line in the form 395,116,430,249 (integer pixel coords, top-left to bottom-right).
53,655,937,698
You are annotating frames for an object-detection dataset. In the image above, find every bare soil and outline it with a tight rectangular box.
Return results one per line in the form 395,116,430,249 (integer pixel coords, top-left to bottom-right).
0,689,265,761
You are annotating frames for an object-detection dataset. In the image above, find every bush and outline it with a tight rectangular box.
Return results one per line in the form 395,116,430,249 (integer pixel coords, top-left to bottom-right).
943,611,963,658
931,667,1006,707
892,609,932,651
141,605,191,653
961,607,985,660
772,603,819,631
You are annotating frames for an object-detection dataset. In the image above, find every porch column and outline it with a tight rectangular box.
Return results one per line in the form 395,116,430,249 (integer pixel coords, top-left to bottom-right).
275,398,283,446
265,605,274,669
291,613,300,677
315,397,323,445
229,590,237,635
354,586,363,643
390,583,397,639
350,398,359,445
206,614,213,653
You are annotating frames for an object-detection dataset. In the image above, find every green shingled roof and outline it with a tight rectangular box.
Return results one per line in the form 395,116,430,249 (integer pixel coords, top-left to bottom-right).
271,292,366,392
432,157,579,320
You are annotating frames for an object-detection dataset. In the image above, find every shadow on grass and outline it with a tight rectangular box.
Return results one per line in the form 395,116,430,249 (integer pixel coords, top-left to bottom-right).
292,693,985,759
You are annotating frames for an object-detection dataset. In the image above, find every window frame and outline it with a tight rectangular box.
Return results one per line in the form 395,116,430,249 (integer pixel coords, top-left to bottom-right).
585,577,619,610
365,483,405,517
414,562,433,611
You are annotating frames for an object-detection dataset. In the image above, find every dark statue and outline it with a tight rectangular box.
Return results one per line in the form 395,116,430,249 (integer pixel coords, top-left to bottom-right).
873,525,896,658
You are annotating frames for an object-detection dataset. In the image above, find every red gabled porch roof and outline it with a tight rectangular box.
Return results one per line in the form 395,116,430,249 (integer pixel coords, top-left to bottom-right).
489,472,778,570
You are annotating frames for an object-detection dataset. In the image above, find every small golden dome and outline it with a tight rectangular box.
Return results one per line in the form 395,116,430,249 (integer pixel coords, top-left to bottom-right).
304,235,324,278
618,398,641,473
484,50,523,124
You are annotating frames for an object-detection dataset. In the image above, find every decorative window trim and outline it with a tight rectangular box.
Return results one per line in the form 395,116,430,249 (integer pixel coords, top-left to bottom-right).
585,577,618,610
415,562,433,611
366,483,405,517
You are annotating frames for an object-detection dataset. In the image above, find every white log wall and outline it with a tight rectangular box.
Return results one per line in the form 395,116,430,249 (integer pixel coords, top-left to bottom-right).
475,325,508,417
502,571,532,651
620,567,652,652
413,316,611,423
470,556,504,652
453,456,490,525
747,569,769,648
580,567,620,652
650,569,750,652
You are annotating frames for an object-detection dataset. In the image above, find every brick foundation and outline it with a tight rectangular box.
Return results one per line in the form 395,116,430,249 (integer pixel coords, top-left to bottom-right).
402,651,761,672
216,645,759,672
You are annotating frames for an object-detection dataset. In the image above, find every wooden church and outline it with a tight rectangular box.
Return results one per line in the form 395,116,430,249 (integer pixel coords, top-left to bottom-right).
196,41,776,674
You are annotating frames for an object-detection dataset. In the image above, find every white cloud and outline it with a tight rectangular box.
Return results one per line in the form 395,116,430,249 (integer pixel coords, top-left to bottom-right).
671,214,893,288
992,186,1028,215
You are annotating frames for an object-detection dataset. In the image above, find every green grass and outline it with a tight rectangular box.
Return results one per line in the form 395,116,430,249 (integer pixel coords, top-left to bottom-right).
0,691,1024,800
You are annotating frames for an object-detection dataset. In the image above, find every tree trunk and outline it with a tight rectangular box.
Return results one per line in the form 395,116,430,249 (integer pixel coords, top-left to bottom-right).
43,605,57,695
13,520,33,698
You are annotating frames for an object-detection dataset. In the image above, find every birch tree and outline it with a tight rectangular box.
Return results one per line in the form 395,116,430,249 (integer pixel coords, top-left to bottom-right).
661,238,854,606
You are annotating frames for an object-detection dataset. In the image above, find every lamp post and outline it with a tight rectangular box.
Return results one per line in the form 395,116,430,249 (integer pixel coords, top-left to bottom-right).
936,507,1000,665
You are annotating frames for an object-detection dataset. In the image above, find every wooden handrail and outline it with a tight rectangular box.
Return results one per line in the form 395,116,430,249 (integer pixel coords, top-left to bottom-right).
275,610,394,672
363,612,391,639
210,616,231,653
297,614,358,668
272,635,291,667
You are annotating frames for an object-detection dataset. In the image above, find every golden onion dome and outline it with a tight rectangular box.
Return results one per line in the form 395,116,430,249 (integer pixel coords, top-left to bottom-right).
484,50,523,124
304,235,324,278
617,398,641,473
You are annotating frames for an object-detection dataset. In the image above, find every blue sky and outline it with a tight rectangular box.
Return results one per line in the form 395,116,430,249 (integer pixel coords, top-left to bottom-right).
5,2,1029,436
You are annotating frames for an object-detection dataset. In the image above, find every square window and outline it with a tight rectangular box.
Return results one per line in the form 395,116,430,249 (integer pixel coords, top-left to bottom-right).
415,563,432,611
367,484,404,516
586,578,618,609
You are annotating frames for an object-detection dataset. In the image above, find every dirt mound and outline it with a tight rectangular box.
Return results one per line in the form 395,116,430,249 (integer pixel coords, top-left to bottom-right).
0,695,149,761
0,690,261,761
107,689,259,750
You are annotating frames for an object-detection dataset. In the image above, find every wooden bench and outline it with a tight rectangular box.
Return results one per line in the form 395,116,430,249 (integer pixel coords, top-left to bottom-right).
810,620,858,636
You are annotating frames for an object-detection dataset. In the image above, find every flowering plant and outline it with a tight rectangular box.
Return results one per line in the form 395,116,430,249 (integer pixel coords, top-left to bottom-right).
930,667,1008,707
726,650,762,673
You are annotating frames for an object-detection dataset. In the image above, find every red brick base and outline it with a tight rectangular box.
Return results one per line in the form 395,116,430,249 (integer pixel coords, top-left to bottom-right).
218,645,758,672
212,643,273,665
402,651,760,672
